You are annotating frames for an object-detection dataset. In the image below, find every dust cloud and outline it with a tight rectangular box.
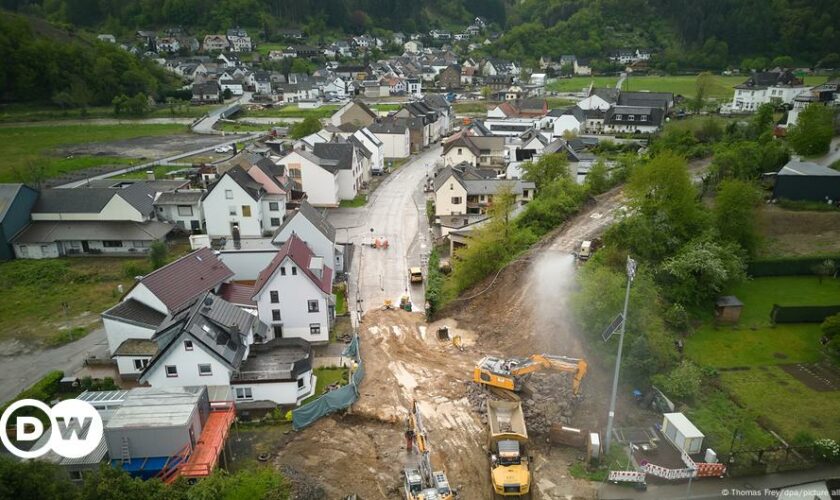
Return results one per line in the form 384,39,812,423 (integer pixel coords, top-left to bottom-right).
528,251,584,356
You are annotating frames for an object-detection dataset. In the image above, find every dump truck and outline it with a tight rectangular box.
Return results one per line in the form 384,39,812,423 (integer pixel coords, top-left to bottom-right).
487,400,531,498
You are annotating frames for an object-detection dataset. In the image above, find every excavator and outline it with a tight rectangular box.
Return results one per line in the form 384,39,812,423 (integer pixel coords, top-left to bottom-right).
473,354,588,396
403,400,455,500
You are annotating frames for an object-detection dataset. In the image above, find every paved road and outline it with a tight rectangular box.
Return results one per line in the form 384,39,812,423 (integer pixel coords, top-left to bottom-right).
328,146,440,317
0,328,108,404
192,92,253,134
813,136,840,167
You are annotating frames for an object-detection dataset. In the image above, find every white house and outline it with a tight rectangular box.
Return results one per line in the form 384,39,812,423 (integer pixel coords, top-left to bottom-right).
102,247,234,377
153,190,205,233
220,79,244,96
322,76,347,99
368,120,411,159
434,163,535,220
731,70,811,112
138,292,316,407
313,142,364,202
202,166,266,239
352,128,384,178
252,233,334,343
272,200,344,273
277,150,341,207
226,28,252,52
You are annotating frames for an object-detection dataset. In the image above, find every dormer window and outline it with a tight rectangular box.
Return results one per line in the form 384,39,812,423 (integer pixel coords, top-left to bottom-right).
628,115,635,121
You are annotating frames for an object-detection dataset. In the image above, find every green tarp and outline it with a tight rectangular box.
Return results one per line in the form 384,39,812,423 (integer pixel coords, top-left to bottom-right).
292,334,363,430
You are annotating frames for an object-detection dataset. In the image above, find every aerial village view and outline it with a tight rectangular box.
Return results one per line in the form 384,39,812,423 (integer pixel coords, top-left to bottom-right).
0,1,839,498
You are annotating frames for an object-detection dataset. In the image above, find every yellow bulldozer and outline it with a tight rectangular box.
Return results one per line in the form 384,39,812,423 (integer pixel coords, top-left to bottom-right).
473,354,588,396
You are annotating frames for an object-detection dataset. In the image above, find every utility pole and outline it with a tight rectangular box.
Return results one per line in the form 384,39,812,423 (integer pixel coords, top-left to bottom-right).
604,256,636,453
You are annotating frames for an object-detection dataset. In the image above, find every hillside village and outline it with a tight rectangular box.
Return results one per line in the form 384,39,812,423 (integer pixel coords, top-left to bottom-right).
0,7,840,500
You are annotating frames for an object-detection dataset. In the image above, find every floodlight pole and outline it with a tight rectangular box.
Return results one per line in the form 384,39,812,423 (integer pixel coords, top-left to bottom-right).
605,256,636,454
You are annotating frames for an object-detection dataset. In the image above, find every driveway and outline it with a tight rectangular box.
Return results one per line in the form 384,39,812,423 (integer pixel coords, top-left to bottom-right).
328,146,440,317
0,328,109,404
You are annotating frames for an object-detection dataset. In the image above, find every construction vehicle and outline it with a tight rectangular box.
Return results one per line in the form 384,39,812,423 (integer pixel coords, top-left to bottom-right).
578,240,593,261
409,267,424,284
487,400,531,498
473,354,588,395
403,400,455,500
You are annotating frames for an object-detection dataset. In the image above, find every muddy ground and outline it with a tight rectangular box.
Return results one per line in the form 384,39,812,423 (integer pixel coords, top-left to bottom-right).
264,187,646,499
56,134,226,159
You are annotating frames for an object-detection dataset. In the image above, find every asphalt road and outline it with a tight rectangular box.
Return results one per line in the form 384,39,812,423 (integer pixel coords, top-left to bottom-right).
0,328,109,404
192,91,253,134
328,145,441,317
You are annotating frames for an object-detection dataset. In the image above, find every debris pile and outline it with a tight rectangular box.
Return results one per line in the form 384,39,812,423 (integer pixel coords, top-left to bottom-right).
278,465,326,500
465,372,579,434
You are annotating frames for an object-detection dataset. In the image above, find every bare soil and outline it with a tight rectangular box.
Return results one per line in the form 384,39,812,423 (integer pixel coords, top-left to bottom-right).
758,205,840,257
780,362,840,392
56,134,224,159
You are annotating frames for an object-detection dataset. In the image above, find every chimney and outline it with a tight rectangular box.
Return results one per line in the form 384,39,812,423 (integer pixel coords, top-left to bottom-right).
146,170,155,181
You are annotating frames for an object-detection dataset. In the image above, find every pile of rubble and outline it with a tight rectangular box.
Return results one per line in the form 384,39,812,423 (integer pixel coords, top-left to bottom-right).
465,372,580,434
278,464,326,500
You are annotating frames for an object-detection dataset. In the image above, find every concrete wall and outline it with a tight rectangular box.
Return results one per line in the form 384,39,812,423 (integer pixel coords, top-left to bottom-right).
156,203,203,232
115,355,151,376
375,131,411,159
278,153,340,207
443,146,478,167
202,175,263,238
272,214,337,272
104,317,156,355
125,283,170,314
217,249,277,281
232,369,313,405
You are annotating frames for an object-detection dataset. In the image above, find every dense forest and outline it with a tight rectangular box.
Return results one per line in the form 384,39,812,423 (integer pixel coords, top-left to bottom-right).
0,14,178,104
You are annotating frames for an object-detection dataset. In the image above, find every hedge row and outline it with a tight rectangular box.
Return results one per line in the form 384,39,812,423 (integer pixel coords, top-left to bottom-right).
0,370,64,425
771,304,840,323
748,255,840,277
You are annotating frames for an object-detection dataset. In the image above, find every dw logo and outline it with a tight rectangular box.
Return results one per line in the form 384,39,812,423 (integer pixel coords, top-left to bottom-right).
0,399,103,459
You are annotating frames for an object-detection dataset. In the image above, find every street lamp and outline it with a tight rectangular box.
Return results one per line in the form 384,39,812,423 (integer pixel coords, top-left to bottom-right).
604,255,637,454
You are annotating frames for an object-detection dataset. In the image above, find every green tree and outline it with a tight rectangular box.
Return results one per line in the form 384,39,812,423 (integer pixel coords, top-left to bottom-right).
222,87,233,100
691,71,713,113
585,159,610,194
148,241,168,270
0,456,78,500
750,103,776,139
714,179,762,256
480,85,491,99
521,153,570,191
660,237,746,305
821,313,840,339
771,55,795,68
290,116,322,139
652,360,703,401
787,105,835,156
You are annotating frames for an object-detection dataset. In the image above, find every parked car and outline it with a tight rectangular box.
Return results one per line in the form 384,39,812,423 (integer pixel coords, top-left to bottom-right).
214,145,234,153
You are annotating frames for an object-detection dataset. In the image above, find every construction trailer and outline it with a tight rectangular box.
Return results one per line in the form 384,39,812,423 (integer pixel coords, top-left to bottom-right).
661,413,704,454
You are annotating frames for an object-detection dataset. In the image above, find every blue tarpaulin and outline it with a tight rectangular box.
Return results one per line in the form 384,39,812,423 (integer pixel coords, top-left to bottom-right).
292,334,363,430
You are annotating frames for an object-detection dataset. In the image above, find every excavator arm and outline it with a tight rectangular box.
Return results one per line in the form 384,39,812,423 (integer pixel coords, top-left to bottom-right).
509,354,588,395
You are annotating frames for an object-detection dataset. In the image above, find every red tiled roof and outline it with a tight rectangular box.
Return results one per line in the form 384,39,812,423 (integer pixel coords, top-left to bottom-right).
218,282,256,307
137,247,234,312
252,233,333,298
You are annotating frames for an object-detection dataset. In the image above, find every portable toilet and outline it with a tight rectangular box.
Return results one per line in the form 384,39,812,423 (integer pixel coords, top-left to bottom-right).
662,413,704,454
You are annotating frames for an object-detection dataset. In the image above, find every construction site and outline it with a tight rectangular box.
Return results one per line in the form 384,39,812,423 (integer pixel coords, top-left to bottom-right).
264,188,645,499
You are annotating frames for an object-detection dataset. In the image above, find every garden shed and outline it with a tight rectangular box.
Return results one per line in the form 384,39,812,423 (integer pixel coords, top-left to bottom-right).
715,295,743,323
772,160,840,202
661,412,704,454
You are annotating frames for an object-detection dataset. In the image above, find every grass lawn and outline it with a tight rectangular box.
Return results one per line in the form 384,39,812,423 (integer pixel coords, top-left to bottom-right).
372,104,402,113
549,74,829,100
0,258,142,344
548,76,619,93
721,366,840,441
0,123,187,182
112,164,189,180
453,101,493,114
758,206,840,258
301,367,349,406
334,285,348,315
686,389,776,454
545,97,576,109
0,103,216,122
685,276,840,368
339,194,367,208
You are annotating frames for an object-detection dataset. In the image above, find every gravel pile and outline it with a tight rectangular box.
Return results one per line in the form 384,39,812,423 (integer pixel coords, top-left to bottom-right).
278,464,326,500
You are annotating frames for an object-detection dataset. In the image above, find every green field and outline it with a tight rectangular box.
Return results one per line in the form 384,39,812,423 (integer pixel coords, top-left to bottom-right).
0,123,187,182
685,276,840,443
686,276,840,367
216,121,272,133
0,103,217,123
112,164,188,180
549,74,830,100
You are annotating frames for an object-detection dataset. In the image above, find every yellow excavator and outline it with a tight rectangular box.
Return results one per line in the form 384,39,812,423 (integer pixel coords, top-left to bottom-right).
473,354,588,396
403,400,455,500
